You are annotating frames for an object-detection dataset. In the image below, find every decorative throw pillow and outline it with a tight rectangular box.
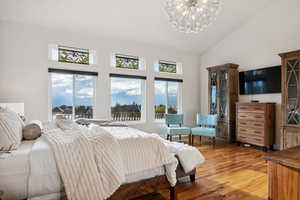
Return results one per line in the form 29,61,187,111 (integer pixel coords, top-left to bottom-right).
56,119,80,131
0,107,24,149
23,120,43,140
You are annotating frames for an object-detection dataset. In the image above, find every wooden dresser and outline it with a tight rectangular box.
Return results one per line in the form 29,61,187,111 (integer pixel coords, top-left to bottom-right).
265,146,300,200
236,102,275,151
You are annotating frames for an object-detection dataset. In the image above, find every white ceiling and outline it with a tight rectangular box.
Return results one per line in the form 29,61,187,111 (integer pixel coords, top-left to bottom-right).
0,0,272,55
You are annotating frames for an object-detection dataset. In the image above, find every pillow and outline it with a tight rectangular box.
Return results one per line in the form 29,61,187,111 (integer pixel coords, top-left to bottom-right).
56,119,80,131
75,118,110,126
97,121,128,127
0,107,24,149
23,120,43,140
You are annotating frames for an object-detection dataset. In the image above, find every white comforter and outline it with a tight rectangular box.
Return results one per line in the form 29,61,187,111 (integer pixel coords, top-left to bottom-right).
0,125,205,200
30,125,178,200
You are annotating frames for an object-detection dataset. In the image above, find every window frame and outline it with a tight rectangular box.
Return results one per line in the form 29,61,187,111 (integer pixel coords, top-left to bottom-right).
48,69,97,120
154,78,182,122
109,74,147,124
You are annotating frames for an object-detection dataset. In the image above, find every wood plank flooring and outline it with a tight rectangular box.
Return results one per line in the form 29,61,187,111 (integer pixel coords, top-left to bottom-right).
161,140,268,200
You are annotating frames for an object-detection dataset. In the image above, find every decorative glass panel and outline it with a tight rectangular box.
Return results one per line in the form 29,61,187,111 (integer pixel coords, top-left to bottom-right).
159,61,177,73
210,71,218,114
58,46,89,65
219,70,227,120
286,59,300,125
116,54,139,70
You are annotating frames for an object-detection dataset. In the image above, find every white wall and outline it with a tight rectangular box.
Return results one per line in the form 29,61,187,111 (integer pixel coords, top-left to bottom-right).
0,21,201,135
200,0,300,148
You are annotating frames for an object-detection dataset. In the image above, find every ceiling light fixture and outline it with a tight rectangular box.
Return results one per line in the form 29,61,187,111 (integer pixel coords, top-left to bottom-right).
165,0,222,33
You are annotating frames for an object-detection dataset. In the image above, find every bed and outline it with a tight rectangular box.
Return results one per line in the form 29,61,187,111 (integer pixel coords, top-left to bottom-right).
0,124,204,200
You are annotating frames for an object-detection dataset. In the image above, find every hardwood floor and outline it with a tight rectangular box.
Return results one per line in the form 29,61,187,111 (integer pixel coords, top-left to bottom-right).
161,140,268,200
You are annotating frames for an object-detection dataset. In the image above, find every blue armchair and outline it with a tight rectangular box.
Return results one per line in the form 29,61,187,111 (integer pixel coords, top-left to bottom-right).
165,114,191,144
191,113,218,145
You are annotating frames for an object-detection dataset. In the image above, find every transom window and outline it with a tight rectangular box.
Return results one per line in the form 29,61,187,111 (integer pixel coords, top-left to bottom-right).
48,44,96,65
155,60,182,74
159,60,177,73
154,78,182,119
116,54,139,70
110,74,146,122
49,68,97,120
58,46,89,65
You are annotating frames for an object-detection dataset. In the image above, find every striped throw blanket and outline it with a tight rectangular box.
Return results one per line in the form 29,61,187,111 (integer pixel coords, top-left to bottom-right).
44,127,125,200
44,125,178,200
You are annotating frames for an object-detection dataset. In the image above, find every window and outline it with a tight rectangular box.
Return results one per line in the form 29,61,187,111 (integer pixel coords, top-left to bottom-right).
154,78,182,119
49,68,97,120
154,60,182,74
58,46,89,65
116,54,139,69
48,44,96,65
111,53,145,70
159,60,177,73
110,74,146,121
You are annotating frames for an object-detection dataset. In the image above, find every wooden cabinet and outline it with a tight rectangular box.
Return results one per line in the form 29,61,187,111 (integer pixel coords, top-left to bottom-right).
236,102,275,150
280,50,300,149
265,146,300,200
207,63,239,143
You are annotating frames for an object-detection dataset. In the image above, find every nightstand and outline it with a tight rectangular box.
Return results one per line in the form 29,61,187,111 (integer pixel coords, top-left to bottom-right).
0,190,3,200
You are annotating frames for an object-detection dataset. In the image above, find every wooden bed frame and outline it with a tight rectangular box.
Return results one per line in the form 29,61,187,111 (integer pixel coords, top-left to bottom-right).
109,160,196,200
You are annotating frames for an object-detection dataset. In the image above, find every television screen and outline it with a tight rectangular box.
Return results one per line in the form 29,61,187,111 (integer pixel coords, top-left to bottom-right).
239,66,281,95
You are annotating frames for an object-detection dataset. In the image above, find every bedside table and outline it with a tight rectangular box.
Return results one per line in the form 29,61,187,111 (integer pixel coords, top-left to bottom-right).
0,190,3,200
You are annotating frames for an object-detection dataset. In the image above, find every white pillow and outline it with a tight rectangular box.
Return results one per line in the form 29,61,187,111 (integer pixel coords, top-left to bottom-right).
0,107,24,149
56,119,80,131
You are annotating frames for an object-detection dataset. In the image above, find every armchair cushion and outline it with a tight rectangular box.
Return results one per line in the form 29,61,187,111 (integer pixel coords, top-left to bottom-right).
191,127,216,137
167,126,191,135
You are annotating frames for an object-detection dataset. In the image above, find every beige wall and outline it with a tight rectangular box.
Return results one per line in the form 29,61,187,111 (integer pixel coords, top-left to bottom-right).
0,21,201,136
200,0,300,149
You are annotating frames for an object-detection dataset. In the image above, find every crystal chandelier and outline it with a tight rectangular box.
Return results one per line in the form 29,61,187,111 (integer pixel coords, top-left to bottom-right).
165,0,222,33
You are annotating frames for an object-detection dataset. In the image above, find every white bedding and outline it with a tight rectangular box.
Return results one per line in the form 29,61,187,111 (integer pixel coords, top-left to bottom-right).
0,126,205,200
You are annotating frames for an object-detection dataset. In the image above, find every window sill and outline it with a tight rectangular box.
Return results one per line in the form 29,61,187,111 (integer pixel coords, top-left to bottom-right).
118,120,146,125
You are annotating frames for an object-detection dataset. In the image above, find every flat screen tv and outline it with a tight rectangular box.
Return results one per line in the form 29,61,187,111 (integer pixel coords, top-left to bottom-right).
239,66,281,95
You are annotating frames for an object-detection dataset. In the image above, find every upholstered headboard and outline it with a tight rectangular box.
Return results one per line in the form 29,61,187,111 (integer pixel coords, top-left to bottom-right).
0,103,24,116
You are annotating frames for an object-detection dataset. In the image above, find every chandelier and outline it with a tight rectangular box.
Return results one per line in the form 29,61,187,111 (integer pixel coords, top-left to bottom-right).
165,0,222,33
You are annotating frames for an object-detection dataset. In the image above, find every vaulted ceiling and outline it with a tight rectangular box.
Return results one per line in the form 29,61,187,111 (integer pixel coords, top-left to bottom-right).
0,0,273,55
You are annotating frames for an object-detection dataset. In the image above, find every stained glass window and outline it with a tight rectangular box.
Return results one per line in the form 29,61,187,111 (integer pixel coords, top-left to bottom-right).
58,46,89,65
159,60,177,73
116,54,139,70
